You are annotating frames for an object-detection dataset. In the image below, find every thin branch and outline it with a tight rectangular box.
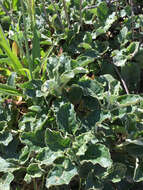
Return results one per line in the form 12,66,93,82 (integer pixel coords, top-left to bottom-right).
114,66,129,94
129,0,134,39
62,0,70,28
79,0,83,29
51,0,64,31
42,0,53,30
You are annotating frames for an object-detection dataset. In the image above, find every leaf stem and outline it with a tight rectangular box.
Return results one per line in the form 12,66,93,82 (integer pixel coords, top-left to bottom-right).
42,0,53,31
79,0,83,29
62,0,70,28
33,178,38,190
129,0,134,39
114,66,129,94
51,0,64,31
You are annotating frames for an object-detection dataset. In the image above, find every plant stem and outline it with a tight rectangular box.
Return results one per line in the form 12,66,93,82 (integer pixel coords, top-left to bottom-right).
33,178,37,190
114,66,129,94
42,0,53,31
62,0,70,28
51,0,64,31
40,175,45,190
79,0,83,29
129,0,134,39
20,0,33,80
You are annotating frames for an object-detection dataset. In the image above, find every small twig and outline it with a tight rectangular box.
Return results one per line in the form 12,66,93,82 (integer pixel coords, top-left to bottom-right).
42,0,53,30
83,5,97,10
129,0,134,39
79,0,83,29
51,0,64,31
83,0,118,10
114,65,129,94
62,0,70,28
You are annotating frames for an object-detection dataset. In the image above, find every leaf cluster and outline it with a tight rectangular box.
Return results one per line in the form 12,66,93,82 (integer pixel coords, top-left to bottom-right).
0,0,143,190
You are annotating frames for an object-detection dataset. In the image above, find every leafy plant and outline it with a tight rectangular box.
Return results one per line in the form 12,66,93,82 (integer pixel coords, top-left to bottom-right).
0,0,143,190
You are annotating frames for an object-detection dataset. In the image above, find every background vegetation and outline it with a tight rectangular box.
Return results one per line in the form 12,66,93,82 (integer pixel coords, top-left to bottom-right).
0,0,143,189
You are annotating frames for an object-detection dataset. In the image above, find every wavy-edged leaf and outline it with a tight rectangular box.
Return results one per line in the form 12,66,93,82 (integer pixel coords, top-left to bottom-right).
27,163,43,178
0,173,14,190
45,128,71,151
72,131,97,156
20,124,46,150
36,147,64,166
46,159,78,188
0,130,13,146
80,143,112,168
56,102,79,134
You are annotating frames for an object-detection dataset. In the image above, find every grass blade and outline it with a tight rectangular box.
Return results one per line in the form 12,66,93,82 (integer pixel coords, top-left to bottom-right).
0,24,26,76
0,83,24,96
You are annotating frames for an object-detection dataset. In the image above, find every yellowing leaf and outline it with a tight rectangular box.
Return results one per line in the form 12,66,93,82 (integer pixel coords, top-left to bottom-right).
12,41,19,56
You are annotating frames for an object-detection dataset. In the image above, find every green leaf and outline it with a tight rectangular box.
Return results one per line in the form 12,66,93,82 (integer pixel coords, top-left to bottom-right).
112,49,127,67
0,130,13,146
118,26,128,44
78,42,92,49
78,79,104,97
83,32,92,44
0,157,10,172
0,157,19,173
92,27,105,39
20,124,46,150
46,159,78,188
126,42,139,55
12,0,18,11
77,96,101,128
72,131,97,156
19,146,30,165
24,174,32,184
32,27,40,63
96,2,109,23
36,147,64,166
104,12,117,31
80,144,112,168
0,173,14,190
60,67,87,85
76,56,95,67
27,163,43,178
7,72,16,87
116,94,142,107
56,102,79,134
28,106,42,112
68,84,83,105
45,129,71,151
